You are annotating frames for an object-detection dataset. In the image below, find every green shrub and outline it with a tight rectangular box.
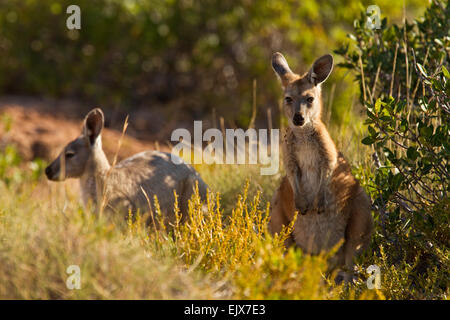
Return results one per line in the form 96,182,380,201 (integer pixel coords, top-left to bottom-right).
337,0,449,299
0,144,46,187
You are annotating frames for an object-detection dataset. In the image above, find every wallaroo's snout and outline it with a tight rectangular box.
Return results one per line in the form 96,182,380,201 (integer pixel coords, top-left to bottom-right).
45,163,56,180
292,113,305,126
45,158,65,181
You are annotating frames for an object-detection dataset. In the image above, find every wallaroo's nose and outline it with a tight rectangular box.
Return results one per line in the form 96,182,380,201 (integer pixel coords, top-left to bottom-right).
45,166,52,178
293,113,305,126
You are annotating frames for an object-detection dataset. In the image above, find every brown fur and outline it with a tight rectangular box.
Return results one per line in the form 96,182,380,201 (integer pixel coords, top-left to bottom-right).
270,52,373,280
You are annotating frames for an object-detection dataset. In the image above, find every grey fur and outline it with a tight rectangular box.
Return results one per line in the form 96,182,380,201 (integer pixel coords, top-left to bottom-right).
45,108,208,223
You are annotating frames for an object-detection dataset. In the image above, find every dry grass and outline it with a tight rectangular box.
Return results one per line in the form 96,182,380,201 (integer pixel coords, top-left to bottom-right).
0,179,219,299
0,114,388,300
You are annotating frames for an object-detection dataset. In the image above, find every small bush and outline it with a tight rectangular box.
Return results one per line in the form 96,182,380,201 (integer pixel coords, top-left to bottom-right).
337,0,449,299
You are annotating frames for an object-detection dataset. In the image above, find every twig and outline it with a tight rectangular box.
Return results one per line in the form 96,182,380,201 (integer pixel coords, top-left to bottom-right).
248,79,257,129
140,186,159,239
326,83,336,125
389,43,399,97
267,108,272,132
402,5,411,109
371,62,382,101
99,115,129,217
220,116,225,137
358,54,368,103
372,152,388,237
410,47,430,104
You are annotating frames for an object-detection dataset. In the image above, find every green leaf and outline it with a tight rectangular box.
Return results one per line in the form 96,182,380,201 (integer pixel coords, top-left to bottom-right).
368,125,377,137
419,101,428,112
366,110,376,120
431,79,443,91
442,66,450,79
374,99,383,112
400,118,409,133
419,125,433,138
392,172,404,191
361,136,375,145
416,63,428,78
407,146,419,161
348,33,357,41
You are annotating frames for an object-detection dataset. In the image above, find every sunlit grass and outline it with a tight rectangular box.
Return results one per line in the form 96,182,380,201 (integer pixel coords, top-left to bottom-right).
0,158,383,300
0,112,441,299
0,110,381,300
0,177,219,299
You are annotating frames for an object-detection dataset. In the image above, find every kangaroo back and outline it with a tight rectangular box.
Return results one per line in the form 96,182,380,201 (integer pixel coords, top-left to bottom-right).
105,151,208,222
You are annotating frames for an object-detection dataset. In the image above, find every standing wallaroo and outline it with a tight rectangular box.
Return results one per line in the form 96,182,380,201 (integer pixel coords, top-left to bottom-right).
45,108,208,223
270,52,373,282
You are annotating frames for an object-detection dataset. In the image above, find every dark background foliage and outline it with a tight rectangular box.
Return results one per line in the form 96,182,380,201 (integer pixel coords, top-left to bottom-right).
0,0,427,138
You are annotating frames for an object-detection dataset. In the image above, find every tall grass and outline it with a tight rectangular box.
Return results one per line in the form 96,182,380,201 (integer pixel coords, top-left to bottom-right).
0,178,219,299
0,104,430,300
0,97,388,300
0,156,384,299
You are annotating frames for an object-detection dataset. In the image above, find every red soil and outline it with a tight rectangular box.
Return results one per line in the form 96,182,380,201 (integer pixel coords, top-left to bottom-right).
0,96,170,163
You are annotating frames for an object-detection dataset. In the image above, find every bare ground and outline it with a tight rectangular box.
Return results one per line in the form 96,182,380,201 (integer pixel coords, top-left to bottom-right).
0,96,171,163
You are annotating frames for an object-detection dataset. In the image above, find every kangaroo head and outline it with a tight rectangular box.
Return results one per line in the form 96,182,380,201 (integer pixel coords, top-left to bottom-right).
272,52,333,128
45,108,105,181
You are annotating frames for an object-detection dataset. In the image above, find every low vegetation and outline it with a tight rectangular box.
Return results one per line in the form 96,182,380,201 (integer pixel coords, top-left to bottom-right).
0,1,448,299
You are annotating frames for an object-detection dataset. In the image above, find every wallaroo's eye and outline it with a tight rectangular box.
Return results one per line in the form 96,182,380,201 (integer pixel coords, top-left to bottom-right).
65,151,75,158
307,96,314,103
284,96,293,104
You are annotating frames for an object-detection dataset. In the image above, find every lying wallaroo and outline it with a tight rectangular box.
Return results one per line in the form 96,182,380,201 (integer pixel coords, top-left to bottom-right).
45,108,208,222
270,52,373,281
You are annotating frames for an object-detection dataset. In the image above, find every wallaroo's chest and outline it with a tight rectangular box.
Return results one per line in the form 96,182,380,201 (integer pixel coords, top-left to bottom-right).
284,128,328,188
284,127,324,166
293,137,322,170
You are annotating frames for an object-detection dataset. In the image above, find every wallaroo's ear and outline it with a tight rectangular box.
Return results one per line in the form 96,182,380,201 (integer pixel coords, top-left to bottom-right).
272,52,294,87
83,108,104,146
307,54,333,86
